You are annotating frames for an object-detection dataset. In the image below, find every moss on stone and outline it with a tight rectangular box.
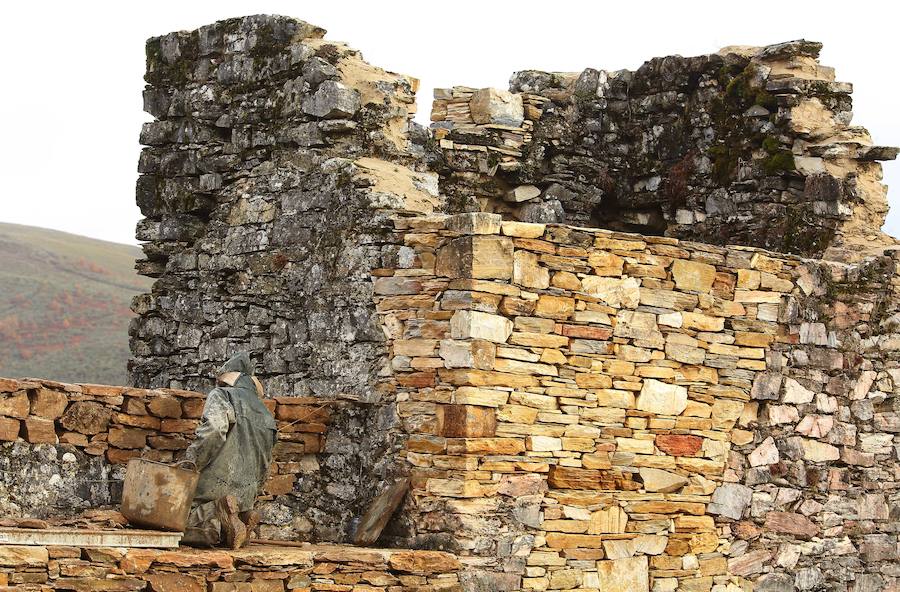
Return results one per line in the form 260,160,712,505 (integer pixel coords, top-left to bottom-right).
249,22,282,66
725,71,754,107
708,145,738,184
707,64,781,186
780,206,830,257
763,150,795,175
315,44,343,65
762,136,781,155
754,90,777,111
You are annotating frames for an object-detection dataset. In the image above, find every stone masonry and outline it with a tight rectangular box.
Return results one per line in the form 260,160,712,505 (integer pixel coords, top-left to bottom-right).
0,377,341,541
123,13,900,592
130,15,439,543
431,42,898,262
0,543,462,590
377,212,900,592
1,13,900,592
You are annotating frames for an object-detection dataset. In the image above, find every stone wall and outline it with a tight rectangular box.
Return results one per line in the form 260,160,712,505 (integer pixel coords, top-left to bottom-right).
0,377,376,542
430,42,898,262
132,14,435,394
722,254,900,591
116,14,900,591
372,212,900,591
9,209,900,589
0,543,461,591
130,15,441,542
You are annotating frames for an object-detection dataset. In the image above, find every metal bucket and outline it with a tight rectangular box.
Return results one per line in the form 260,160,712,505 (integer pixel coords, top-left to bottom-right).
121,458,199,532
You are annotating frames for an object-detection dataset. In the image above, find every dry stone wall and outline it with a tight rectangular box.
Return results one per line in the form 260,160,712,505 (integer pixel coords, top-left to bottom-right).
0,543,462,592
0,377,359,541
430,42,898,262
130,15,441,542
372,212,900,592
132,14,435,395
98,13,900,592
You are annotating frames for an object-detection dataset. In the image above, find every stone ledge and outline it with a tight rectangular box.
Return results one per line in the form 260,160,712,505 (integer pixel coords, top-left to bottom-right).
0,542,463,591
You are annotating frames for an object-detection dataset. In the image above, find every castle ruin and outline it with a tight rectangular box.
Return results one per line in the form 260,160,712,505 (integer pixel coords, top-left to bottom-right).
1,14,899,592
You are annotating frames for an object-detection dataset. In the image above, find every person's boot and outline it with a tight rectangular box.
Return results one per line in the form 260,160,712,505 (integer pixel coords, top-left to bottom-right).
239,510,261,541
215,495,247,550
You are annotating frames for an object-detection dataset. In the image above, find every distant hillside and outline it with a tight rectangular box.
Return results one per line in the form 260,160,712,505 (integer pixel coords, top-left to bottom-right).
0,223,152,385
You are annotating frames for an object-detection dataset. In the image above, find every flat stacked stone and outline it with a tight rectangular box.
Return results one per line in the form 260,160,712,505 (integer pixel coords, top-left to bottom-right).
373,212,900,591
0,543,462,591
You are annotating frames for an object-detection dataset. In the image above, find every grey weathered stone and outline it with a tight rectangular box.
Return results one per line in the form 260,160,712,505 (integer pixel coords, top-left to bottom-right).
755,573,796,592
751,373,783,400
302,80,361,119
708,483,753,520
131,15,423,544
433,43,896,261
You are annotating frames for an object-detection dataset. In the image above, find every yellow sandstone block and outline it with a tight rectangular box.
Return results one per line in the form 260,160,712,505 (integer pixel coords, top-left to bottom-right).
447,437,525,455
452,386,509,407
542,519,590,533
736,269,760,289
562,437,595,452
426,478,495,498
535,295,575,320
509,332,570,348
671,259,717,293
734,290,782,303
497,404,538,424
750,252,783,273
681,312,724,331
589,506,629,534
545,533,604,549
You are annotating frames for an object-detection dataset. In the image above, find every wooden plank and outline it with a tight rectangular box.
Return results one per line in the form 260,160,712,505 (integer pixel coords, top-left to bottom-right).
0,527,182,548
353,478,410,546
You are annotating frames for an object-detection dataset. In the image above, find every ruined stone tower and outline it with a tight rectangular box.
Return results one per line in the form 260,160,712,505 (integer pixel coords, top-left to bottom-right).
1,13,899,592
127,13,900,592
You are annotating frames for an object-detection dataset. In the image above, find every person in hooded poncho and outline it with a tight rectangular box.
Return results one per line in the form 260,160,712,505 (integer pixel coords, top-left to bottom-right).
179,352,277,548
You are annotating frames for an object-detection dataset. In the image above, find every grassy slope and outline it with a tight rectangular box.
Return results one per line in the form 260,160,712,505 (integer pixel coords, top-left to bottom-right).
0,222,152,385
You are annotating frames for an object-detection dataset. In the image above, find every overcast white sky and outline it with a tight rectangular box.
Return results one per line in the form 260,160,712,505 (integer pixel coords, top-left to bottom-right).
1,1,896,245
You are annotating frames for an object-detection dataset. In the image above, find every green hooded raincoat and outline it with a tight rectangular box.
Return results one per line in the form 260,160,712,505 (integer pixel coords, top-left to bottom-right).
182,352,276,545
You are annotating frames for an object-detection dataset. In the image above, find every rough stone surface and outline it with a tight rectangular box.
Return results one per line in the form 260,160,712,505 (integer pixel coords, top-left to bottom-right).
5,15,900,592
596,556,649,591
129,15,433,544
0,544,460,591
432,42,897,262
636,379,688,415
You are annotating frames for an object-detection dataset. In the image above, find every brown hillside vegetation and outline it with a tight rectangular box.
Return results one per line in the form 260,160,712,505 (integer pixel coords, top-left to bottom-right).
0,222,151,384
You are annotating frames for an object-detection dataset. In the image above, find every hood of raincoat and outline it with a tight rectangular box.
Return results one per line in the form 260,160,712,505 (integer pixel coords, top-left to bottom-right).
216,352,263,397
217,351,254,376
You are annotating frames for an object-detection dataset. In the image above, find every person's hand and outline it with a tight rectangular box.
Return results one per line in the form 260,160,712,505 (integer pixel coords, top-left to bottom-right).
175,459,197,472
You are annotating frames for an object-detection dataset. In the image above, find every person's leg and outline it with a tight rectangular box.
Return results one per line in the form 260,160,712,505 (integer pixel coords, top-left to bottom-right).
215,495,247,549
239,509,261,539
182,501,221,547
